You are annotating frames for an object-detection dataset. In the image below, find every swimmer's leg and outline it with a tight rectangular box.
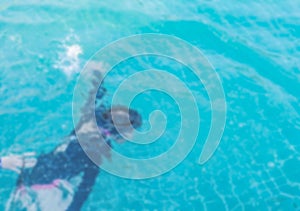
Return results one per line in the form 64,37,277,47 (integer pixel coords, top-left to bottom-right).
5,186,37,211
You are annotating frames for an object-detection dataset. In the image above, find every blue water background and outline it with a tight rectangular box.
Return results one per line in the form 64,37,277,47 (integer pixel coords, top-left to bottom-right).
0,1,300,210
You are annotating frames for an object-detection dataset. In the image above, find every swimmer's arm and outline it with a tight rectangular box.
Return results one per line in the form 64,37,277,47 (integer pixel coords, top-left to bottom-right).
83,70,106,113
67,165,99,211
74,71,106,134
0,153,36,173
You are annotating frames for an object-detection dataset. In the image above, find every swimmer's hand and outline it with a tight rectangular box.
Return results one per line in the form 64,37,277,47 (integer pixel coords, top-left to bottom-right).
1,152,37,174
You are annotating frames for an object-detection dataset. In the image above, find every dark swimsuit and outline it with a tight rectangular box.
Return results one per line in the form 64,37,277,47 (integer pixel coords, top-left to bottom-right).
17,87,109,211
18,135,100,211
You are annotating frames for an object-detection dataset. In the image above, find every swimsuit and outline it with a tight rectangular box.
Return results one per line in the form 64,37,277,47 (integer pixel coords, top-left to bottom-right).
16,136,100,211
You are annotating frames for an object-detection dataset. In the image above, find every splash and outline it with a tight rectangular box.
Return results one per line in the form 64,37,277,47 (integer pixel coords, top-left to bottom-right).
53,33,83,77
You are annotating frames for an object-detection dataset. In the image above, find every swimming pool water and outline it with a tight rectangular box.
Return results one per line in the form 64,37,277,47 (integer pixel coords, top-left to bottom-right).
1,1,300,210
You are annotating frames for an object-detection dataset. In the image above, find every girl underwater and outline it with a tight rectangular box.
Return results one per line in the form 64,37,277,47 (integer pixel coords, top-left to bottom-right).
6,71,142,211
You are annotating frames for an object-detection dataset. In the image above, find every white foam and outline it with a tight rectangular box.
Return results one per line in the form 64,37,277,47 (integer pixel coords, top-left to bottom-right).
53,32,83,77
55,44,82,77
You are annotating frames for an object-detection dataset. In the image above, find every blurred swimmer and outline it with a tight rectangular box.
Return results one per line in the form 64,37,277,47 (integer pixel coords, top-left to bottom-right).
6,72,142,211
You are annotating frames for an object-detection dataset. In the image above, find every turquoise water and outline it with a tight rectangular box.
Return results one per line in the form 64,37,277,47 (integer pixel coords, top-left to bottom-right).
1,1,300,210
